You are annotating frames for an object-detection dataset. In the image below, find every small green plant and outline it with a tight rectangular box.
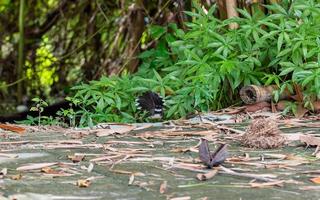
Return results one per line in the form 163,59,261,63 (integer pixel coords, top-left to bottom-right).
282,101,298,116
16,115,38,125
57,100,76,127
30,97,48,127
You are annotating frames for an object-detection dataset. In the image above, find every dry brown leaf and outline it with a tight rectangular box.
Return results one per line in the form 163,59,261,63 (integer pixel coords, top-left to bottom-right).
245,102,271,112
76,179,91,187
196,169,218,181
109,169,145,177
68,155,85,163
0,123,26,134
0,141,29,145
300,186,320,190
285,154,308,161
300,135,320,146
10,174,22,180
109,124,136,134
284,133,305,142
295,103,308,118
169,197,191,200
219,166,278,182
262,153,287,159
250,180,284,188
313,101,320,112
0,153,18,158
68,131,89,139
17,162,58,171
159,181,167,194
94,129,115,137
133,124,152,131
172,162,206,172
137,130,218,139
41,167,61,174
310,177,320,184
54,140,83,144
170,147,198,153
45,143,103,149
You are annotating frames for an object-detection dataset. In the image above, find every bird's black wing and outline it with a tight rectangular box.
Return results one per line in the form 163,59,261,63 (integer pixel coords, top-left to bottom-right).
136,91,164,117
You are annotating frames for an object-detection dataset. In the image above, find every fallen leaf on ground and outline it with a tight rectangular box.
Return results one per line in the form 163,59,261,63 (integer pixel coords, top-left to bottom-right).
10,174,22,180
313,101,320,112
159,181,167,194
68,155,85,163
219,166,278,182
170,147,198,153
245,102,271,112
109,124,136,134
250,180,284,188
0,153,18,158
17,162,58,171
0,123,26,134
0,141,29,145
109,169,145,177
310,177,320,184
169,196,191,200
41,167,61,174
76,179,91,187
295,103,308,118
300,135,320,146
300,186,320,190
94,129,115,137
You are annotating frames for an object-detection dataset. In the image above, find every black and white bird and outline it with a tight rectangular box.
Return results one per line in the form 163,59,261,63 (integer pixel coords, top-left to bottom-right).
135,91,164,119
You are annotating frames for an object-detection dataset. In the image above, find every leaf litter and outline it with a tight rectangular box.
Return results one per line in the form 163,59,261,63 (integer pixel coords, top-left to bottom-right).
2,113,320,199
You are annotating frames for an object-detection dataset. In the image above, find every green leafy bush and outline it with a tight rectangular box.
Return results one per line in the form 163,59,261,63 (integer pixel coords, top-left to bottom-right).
68,1,320,126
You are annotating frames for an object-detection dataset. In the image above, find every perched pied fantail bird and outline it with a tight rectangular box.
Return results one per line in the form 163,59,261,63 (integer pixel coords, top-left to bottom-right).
136,91,164,119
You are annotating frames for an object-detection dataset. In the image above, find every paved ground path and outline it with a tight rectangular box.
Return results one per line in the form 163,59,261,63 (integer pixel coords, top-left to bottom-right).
1,119,320,200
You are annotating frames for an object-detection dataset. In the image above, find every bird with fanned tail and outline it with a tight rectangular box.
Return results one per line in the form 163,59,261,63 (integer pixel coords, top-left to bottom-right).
135,91,164,119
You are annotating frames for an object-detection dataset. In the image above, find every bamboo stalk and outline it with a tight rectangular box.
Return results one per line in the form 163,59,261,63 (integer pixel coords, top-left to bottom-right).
18,0,25,103
240,85,290,104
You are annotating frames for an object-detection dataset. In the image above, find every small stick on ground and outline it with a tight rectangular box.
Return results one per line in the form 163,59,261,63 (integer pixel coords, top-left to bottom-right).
219,166,279,182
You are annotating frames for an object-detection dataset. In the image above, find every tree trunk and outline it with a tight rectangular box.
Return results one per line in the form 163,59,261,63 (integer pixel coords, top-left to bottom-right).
226,0,239,29
18,0,25,103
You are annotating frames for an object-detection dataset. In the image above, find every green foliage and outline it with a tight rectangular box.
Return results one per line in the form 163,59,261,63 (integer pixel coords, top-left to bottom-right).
17,97,65,126
282,101,298,116
16,115,63,126
30,97,48,127
68,1,320,126
56,104,76,127
257,1,320,101
67,74,160,127
26,38,59,97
